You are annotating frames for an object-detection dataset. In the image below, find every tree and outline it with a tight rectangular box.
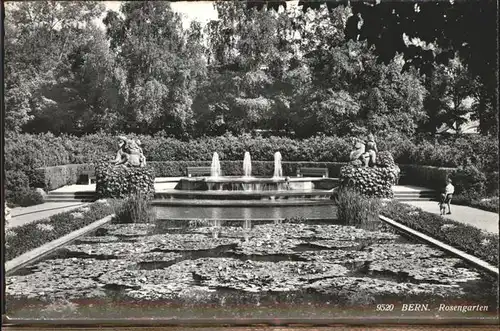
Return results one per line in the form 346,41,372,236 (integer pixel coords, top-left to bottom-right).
104,1,206,136
4,1,105,133
421,57,475,135
295,0,497,135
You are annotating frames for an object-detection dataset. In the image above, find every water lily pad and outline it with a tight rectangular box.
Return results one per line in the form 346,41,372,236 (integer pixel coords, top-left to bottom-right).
308,240,360,249
5,259,131,300
142,234,239,251
233,237,303,255
369,257,481,283
297,250,370,263
192,258,348,292
367,243,445,260
62,242,152,257
125,251,183,263
249,223,317,239
76,236,120,243
98,261,194,289
125,285,215,301
103,223,157,237
310,224,399,241
306,277,464,297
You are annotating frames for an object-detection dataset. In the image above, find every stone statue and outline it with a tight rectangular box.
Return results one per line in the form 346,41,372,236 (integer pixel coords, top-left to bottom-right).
349,134,378,167
363,133,378,167
349,138,366,166
112,136,146,167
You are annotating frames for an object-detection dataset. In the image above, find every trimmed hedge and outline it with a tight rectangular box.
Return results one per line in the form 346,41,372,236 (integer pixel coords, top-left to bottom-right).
5,132,497,197
95,162,155,199
5,132,497,170
4,200,118,261
34,163,96,191
380,201,499,266
398,164,455,191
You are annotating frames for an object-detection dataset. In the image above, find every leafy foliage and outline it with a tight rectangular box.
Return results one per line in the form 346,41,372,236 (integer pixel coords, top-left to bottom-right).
336,188,381,226
114,193,156,224
95,161,155,199
6,189,45,207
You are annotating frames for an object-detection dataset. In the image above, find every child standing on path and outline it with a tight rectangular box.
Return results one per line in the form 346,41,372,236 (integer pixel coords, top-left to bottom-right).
443,178,455,215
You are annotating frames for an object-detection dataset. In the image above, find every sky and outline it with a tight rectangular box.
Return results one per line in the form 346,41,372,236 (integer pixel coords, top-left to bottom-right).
101,1,218,28
101,1,300,28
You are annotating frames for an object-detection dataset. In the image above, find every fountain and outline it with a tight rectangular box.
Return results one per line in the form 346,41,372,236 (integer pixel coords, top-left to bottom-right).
273,152,283,178
164,150,339,204
243,152,252,177
211,152,221,177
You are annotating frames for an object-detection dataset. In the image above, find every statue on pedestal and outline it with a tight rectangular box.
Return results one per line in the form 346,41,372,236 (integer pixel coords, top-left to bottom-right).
112,136,146,167
363,133,378,167
349,134,378,167
349,138,366,166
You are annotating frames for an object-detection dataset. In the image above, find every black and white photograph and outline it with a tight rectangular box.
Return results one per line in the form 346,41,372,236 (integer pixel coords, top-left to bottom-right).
2,0,499,325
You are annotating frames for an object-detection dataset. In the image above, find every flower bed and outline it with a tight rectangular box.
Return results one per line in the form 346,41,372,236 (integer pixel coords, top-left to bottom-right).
5,200,119,261
380,201,499,266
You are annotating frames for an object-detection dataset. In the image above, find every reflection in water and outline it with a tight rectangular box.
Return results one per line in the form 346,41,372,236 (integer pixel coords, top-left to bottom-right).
155,205,337,220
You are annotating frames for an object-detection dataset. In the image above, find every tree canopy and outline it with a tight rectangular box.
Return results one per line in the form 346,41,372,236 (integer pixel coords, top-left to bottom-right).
3,0,497,138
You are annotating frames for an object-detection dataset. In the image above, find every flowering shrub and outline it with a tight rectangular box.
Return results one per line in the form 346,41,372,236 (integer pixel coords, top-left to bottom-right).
95,161,155,199
340,162,397,198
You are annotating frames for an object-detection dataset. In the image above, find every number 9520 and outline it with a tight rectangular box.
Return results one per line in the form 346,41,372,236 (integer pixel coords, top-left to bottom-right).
376,304,395,311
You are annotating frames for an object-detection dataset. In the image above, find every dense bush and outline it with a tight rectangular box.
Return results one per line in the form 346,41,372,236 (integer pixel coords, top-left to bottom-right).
5,170,30,192
451,195,499,213
380,201,499,266
376,151,396,168
336,188,381,226
450,165,487,198
95,161,155,199
5,189,45,207
339,165,396,198
6,132,496,168
114,193,156,224
34,164,97,191
5,200,118,261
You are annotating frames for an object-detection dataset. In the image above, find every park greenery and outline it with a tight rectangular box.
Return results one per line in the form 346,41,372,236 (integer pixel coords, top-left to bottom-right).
4,1,498,205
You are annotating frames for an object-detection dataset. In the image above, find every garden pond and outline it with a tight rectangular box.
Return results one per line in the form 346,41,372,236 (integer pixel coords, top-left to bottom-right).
5,219,499,320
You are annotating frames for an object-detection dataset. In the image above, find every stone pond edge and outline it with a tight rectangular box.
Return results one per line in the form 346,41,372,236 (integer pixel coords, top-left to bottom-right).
5,214,115,275
379,215,499,276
